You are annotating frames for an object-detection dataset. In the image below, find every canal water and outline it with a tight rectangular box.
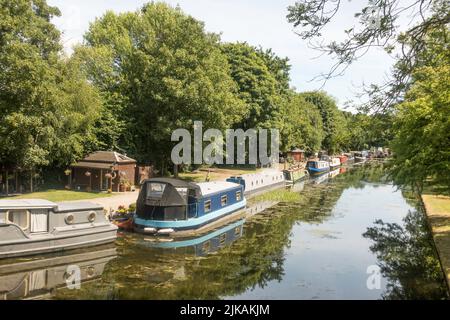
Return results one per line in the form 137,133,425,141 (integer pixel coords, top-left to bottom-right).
1,164,448,299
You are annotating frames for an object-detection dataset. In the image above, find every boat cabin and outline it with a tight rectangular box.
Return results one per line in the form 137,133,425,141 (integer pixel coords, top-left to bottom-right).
135,178,245,222
0,199,117,258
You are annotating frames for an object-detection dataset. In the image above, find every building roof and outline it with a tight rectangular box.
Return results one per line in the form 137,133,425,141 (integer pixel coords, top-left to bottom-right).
71,161,115,169
289,148,305,153
79,151,136,164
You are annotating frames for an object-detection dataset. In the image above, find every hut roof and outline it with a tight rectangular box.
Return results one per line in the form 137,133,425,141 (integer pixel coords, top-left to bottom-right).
71,151,136,169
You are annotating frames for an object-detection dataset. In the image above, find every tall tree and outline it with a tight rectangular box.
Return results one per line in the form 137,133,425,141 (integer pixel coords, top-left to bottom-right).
389,63,450,191
79,3,245,171
0,0,101,177
280,93,324,154
299,91,346,153
221,42,283,130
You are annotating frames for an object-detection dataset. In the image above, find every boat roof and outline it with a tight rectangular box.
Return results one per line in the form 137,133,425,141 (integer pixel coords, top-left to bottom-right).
197,181,241,196
55,201,104,212
0,199,57,210
235,169,283,179
141,177,199,189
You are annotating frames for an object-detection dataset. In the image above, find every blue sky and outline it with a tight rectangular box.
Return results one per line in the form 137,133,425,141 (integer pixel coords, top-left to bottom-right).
48,0,398,110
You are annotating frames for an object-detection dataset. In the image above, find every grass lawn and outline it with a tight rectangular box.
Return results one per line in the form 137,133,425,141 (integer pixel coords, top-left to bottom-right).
2,189,113,202
178,167,260,182
422,194,450,289
422,194,450,216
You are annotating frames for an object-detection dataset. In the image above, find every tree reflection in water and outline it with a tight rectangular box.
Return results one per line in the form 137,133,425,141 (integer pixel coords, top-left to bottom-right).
363,208,449,300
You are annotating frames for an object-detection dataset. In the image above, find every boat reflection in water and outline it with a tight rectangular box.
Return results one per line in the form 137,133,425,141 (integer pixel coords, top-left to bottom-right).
141,219,245,256
310,172,330,185
0,245,116,300
328,168,340,179
289,180,306,193
140,200,279,257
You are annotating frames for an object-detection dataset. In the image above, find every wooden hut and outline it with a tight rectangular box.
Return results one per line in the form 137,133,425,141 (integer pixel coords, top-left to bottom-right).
70,151,137,192
286,148,305,162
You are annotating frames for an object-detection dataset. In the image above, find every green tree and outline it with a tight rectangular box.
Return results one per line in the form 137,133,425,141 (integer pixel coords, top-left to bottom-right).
287,0,450,111
79,3,245,172
221,42,282,130
389,63,450,191
280,93,324,154
0,0,101,181
299,91,346,153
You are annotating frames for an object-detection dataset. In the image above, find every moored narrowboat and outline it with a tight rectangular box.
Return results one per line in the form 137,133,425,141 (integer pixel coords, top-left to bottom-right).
134,178,246,236
306,160,330,174
226,169,286,196
283,165,309,184
0,199,118,259
320,155,341,169
353,151,367,163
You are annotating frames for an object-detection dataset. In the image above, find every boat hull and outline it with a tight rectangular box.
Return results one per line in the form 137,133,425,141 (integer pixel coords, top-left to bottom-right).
307,166,330,174
0,223,117,259
134,199,247,235
244,181,287,197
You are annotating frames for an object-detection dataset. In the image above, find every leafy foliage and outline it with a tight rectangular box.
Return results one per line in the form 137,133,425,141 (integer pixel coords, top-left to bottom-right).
0,0,101,171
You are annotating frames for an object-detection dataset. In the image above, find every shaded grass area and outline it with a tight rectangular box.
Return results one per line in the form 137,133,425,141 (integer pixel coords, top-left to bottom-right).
2,189,113,202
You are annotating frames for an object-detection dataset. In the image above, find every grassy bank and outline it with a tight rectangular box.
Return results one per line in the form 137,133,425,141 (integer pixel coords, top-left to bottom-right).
2,189,113,202
178,167,260,182
422,194,450,290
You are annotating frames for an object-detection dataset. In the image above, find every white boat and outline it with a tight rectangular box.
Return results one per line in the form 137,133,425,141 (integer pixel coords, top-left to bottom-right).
226,169,286,196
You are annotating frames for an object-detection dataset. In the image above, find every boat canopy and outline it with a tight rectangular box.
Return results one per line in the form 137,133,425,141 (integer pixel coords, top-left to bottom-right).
140,178,201,207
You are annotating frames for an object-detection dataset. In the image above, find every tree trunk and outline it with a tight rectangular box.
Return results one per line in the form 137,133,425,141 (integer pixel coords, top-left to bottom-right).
15,170,19,193
5,170,8,196
174,164,179,178
30,170,33,193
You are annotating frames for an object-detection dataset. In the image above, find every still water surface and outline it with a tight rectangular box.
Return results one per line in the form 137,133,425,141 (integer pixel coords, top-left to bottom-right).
1,164,448,299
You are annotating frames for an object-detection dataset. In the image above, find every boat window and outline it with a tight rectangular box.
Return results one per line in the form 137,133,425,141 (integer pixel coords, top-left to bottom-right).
219,233,227,246
204,200,211,213
236,191,242,201
221,195,228,206
7,210,29,230
30,210,48,233
146,182,166,198
175,187,188,201
234,226,241,236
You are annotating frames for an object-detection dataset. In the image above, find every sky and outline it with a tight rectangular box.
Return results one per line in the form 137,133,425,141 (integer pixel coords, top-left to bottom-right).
47,0,399,110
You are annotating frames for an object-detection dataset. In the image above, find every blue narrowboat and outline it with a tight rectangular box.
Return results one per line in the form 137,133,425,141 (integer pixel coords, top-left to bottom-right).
134,178,246,235
306,160,330,174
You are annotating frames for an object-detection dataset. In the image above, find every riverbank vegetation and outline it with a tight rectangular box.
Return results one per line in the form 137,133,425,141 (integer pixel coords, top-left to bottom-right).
0,1,384,188
0,0,448,193
288,0,450,192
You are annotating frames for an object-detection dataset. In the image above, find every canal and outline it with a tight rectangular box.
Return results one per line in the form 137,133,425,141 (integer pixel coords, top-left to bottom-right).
1,164,448,299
